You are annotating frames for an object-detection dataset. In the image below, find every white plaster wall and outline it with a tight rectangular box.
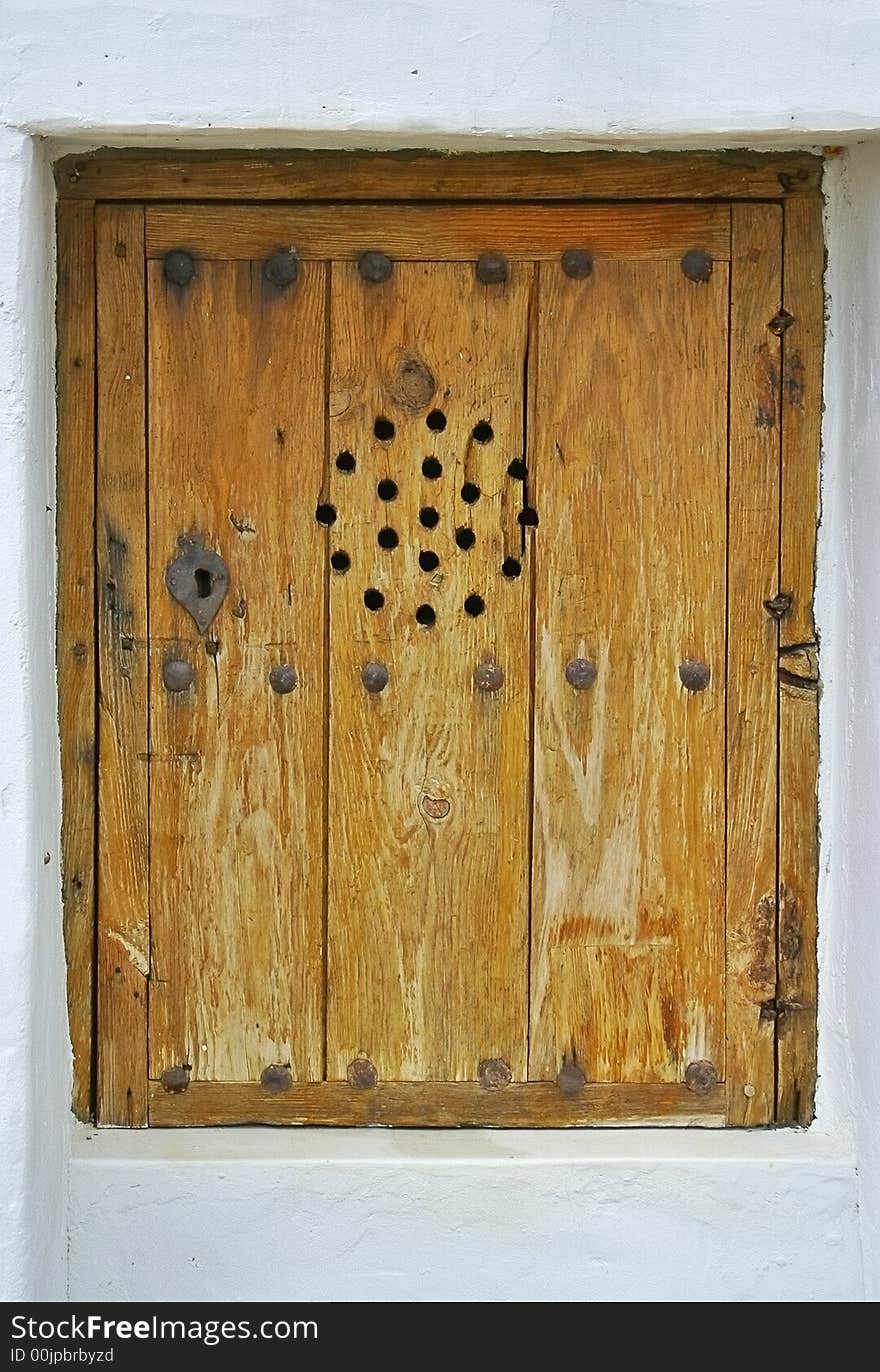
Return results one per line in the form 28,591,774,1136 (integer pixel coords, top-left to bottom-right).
1,0,879,1302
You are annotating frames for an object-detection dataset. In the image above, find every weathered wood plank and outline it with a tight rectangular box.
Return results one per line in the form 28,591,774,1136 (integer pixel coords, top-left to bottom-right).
56,200,96,1122
56,148,822,203
529,250,729,1085
147,259,327,1083
148,1078,725,1127
777,197,823,1125
326,261,531,1081
95,205,149,1126
726,203,783,1125
144,203,731,263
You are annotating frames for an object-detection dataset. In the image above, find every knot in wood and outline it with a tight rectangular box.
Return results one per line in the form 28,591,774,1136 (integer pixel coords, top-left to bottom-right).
163,249,196,287
160,1065,191,1094
420,794,451,821
260,1064,293,1092
684,1059,718,1095
680,248,713,284
474,660,504,693
358,251,393,284
476,251,509,285
561,248,593,280
478,1057,512,1091
263,248,299,289
565,657,597,690
269,663,298,695
678,658,711,692
347,1056,378,1090
162,658,194,693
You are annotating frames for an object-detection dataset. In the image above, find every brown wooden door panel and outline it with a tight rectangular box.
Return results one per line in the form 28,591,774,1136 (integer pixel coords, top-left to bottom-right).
147,257,326,1083
529,257,728,1084
326,261,532,1082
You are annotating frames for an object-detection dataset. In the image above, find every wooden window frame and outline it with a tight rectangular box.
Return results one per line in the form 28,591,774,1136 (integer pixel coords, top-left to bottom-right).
56,148,823,1127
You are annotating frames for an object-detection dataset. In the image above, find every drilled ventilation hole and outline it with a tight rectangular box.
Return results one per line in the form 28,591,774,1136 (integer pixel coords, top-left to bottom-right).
501,557,522,579
507,459,527,481
518,506,539,527
363,588,385,611
455,527,476,551
419,550,440,572
374,417,395,441
336,450,356,473
315,503,337,526
377,478,398,501
464,593,486,617
415,604,436,627
472,421,494,444
419,506,440,529
377,527,399,550
330,550,350,573
422,457,443,479
461,482,481,505
426,409,447,432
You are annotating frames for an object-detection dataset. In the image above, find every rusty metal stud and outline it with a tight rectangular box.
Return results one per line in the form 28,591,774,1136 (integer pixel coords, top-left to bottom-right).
260,1064,292,1092
680,248,713,283
678,658,711,692
474,660,504,693
160,1065,191,1094
764,592,793,619
163,250,196,287
358,251,393,284
269,663,298,695
162,658,194,693
557,1059,586,1096
347,1056,378,1089
361,661,389,694
565,657,597,690
263,248,299,289
685,1059,719,1096
768,308,796,335
165,534,229,634
476,251,509,285
561,248,593,280
478,1057,512,1091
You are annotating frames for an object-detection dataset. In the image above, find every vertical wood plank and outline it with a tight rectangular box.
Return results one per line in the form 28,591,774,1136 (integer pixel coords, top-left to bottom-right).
530,252,729,1084
327,261,531,1081
95,205,148,1125
726,204,783,1125
777,198,823,1125
147,259,326,1083
56,201,96,1121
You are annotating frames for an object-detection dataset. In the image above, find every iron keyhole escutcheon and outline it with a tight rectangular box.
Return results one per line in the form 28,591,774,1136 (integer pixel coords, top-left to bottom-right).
165,533,230,634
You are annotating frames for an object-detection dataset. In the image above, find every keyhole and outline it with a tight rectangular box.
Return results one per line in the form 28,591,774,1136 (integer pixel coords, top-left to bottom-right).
194,568,213,599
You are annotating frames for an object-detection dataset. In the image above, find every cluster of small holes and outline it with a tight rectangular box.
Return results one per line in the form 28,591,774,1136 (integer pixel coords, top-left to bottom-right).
422,457,442,479
336,450,356,473
374,417,395,441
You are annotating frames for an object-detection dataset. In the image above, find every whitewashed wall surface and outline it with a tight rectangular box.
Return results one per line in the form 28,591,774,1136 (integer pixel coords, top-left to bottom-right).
1,0,879,1302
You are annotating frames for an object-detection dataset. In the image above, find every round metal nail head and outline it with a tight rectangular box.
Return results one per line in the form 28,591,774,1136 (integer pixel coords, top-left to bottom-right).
263,248,298,288
681,248,713,283
163,250,196,287
565,657,597,690
474,661,504,693
261,1064,292,1092
476,251,509,285
685,1059,719,1096
269,664,298,695
561,248,593,280
160,1065,190,1094
557,1060,587,1096
358,251,393,284
162,659,194,693
478,1057,512,1091
361,662,389,694
679,658,711,692
347,1056,378,1090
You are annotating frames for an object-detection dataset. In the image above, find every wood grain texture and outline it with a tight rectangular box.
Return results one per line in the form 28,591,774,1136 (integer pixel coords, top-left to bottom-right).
95,205,149,1126
148,1078,725,1127
144,203,731,264
56,201,96,1122
529,255,728,1084
326,261,531,1081
777,197,824,1124
56,148,822,202
725,204,783,1125
147,260,327,1083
